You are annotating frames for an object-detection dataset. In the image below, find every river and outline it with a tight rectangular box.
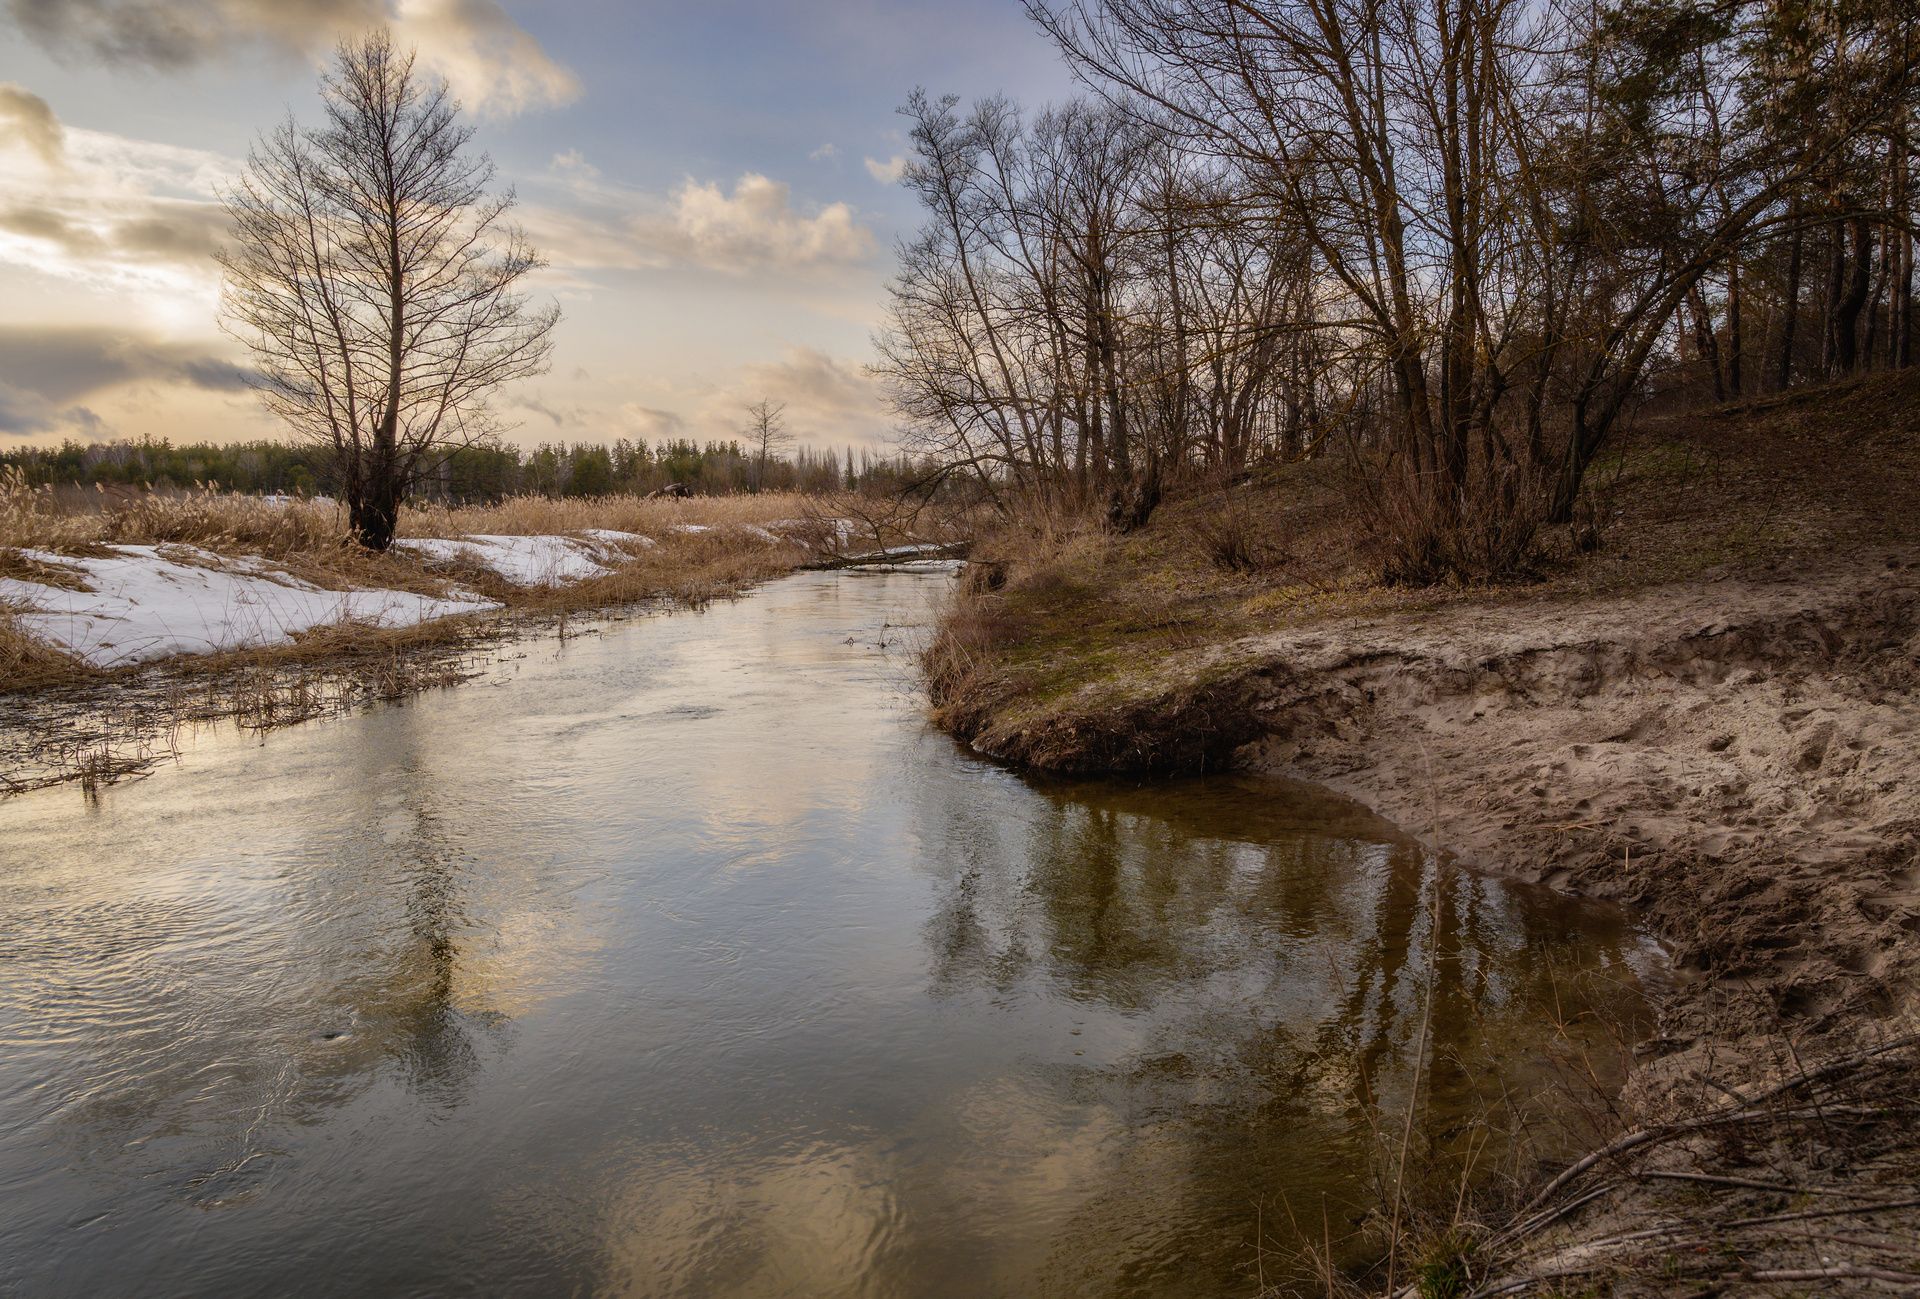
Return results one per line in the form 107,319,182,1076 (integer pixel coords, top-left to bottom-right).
0,564,1659,1296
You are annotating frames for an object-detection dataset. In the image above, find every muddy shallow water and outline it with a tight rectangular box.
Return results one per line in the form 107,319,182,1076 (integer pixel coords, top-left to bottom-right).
0,565,1660,1297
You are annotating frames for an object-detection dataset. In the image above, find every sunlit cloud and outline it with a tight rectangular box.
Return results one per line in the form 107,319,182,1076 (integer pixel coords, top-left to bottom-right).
0,83,64,166
734,346,886,440
526,156,877,277
0,99,233,308
863,155,907,185
495,347,890,453
3,0,578,118
392,0,579,119
670,175,872,273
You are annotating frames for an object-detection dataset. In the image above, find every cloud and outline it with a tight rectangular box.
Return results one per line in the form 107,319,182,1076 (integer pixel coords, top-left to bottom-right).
863,155,907,185
4,0,578,118
0,199,226,267
616,404,687,441
667,174,872,273
0,83,64,166
393,0,579,119
0,106,235,303
809,143,839,162
0,324,251,433
524,160,877,277
735,346,887,441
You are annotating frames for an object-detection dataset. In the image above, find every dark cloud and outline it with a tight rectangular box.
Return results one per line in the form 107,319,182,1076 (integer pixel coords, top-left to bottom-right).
0,200,225,268
0,325,253,433
5,0,380,69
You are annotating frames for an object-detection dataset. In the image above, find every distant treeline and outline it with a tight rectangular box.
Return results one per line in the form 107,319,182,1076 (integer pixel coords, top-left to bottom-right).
2,437,938,500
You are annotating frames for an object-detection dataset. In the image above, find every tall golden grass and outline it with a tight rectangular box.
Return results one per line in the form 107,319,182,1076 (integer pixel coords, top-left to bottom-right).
3,470,829,554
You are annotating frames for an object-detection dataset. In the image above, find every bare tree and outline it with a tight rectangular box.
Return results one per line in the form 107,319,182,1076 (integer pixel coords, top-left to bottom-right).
219,30,558,550
744,398,791,491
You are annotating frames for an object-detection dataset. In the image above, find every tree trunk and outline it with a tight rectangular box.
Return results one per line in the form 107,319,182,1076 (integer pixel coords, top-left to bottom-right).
1689,286,1726,402
1725,255,1744,396
348,475,401,551
1833,218,1872,373
1824,218,1846,375
1776,212,1803,391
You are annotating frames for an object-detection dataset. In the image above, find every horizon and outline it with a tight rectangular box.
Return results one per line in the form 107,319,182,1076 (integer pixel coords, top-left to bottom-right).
0,0,1076,455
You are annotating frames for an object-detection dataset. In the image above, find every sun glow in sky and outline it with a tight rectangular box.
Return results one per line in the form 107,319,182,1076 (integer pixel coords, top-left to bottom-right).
0,0,1073,452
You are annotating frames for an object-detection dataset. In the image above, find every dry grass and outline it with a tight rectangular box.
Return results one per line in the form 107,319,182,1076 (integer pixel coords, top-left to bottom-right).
4,470,829,555
0,605,88,694
396,490,822,540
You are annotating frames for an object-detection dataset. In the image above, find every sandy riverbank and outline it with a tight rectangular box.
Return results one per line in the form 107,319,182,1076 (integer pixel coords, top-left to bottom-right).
923,376,1920,1291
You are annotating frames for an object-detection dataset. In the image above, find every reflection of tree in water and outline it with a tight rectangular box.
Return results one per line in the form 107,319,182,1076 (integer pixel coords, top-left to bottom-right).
324,710,509,1114
912,772,1651,1285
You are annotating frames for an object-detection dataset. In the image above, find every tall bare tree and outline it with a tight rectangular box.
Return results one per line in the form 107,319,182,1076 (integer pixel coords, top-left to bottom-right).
744,398,791,491
219,30,559,550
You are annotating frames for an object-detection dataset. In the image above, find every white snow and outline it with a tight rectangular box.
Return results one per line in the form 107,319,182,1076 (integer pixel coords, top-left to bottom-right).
580,529,656,549
859,542,951,559
392,534,617,586
1,545,498,668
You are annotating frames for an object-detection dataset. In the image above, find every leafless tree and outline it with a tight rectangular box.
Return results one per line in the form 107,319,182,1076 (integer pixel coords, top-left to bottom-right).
744,398,792,491
218,30,558,550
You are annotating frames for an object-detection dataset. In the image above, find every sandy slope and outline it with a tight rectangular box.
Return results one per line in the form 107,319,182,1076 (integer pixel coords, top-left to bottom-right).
1233,555,1920,1041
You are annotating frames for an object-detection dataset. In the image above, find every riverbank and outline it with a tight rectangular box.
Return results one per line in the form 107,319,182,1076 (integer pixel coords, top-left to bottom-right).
0,488,946,793
925,375,1920,1292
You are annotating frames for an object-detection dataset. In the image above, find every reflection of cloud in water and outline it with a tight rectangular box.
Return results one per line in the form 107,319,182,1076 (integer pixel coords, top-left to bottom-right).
597,1138,905,1296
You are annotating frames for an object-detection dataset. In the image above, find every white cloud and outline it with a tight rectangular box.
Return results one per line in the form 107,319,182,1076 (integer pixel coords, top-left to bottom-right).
668,174,872,274
808,143,839,162
0,108,236,309
524,158,877,277
393,0,579,118
863,154,907,185
616,403,687,441
734,346,885,439
643,347,889,446
4,0,578,118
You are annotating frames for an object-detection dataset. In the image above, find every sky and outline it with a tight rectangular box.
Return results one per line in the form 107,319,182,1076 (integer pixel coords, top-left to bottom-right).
0,0,1077,453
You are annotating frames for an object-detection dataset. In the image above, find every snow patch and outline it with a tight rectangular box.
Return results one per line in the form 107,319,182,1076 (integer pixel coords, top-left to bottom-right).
1,545,497,668
392,534,616,586
580,529,656,549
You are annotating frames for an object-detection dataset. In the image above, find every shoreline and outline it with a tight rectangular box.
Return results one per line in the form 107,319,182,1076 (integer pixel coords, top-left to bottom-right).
0,541,967,797
932,553,1920,1290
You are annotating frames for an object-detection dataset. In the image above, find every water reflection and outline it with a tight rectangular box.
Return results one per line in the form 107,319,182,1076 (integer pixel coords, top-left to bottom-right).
0,566,1656,1297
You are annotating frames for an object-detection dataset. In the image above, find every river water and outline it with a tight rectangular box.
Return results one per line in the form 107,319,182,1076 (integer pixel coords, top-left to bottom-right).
0,565,1658,1297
